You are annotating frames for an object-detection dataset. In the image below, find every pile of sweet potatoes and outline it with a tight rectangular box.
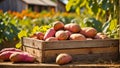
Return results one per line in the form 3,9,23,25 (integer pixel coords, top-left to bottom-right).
30,21,109,41
29,21,110,65
0,48,35,63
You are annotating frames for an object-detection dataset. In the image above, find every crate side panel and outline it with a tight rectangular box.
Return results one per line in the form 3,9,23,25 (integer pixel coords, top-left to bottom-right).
23,46,43,63
43,47,118,63
43,39,119,50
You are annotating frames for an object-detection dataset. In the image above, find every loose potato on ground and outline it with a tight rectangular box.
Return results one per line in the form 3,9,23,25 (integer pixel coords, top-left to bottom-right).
0,51,20,61
9,52,35,63
56,53,72,65
0,48,22,54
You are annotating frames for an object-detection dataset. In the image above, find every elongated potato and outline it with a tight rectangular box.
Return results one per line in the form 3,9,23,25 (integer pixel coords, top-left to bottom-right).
44,28,56,40
0,51,20,61
9,52,35,63
0,48,22,54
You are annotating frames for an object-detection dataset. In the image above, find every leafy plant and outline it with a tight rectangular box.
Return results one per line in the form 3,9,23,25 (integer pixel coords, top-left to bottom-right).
66,0,119,39
0,12,20,44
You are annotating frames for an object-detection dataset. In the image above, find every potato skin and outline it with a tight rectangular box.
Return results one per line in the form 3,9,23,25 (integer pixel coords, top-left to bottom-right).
94,32,109,39
56,53,72,65
53,21,64,31
0,48,22,54
55,30,68,40
64,23,81,33
0,51,20,61
70,34,86,41
44,28,56,40
80,27,97,38
9,52,35,63
45,37,58,41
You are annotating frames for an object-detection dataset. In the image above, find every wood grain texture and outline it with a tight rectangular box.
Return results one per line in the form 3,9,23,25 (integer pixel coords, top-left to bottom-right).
0,62,120,68
22,37,119,63
43,47,118,63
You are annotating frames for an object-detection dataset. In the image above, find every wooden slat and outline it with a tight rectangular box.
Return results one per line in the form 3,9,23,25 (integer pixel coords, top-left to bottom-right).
22,37,119,63
22,37,119,50
44,47,118,57
0,62,120,68
42,39,119,50
43,47,118,63
22,37,44,49
23,46,43,63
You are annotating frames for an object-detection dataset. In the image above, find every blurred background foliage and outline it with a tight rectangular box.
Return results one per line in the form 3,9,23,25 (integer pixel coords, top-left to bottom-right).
0,0,119,48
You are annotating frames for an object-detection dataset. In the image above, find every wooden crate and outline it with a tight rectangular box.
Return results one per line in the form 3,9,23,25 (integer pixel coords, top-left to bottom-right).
22,37,119,63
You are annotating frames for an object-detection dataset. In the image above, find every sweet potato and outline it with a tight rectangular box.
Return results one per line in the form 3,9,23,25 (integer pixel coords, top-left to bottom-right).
0,51,20,61
0,48,22,54
80,27,97,38
65,30,72,37
55,30,68,40
53,21,64,31
45,37,58,41
70,34,86,41
64,23,81,33
94,32,109,39
56,53,72,65
44,28,56,40
10,52,35,63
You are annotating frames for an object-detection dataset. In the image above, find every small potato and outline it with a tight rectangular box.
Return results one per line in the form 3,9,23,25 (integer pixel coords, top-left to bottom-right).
53,21,64,31
45,37,58,41
56,53,72,65
70,34,86,41
94,32,109,39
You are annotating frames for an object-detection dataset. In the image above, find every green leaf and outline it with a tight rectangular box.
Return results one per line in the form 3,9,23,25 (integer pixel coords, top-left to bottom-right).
80,0,86,7
66,2,72,11
101,0,110,10
91,1,99,14
18,30,27,39
76,7,80,15
16,42,21,48
109,19,117,31
31,26,40,34
83,18,102,32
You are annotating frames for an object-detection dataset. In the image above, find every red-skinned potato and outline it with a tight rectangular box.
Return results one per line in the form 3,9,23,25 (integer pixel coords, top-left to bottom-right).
65,30,72,38
64,23,81,33
56,53,72,65
30,32,44,40
45,37,58,41
94,32,109,39
80,27,97,38
44,28,56,40
55,30,68,40
35,32,44,40
53,21,64,31
0,51,20,61
9,52,35,63
0,48,22,54
70,34,86,41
